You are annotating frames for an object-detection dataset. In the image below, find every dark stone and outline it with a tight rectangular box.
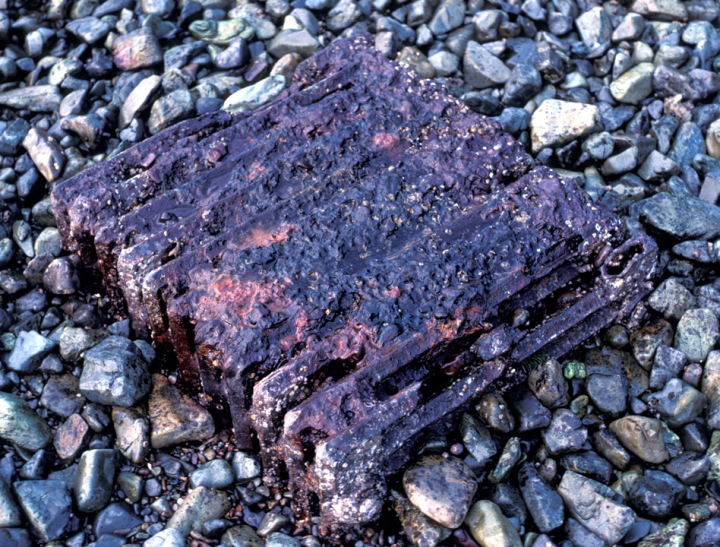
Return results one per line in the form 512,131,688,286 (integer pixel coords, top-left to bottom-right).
51,35,657,537
628,470,686,518
13,480,73,542
687,517,720,547
517,463,564,533
559,451,613,484
93,502,143,537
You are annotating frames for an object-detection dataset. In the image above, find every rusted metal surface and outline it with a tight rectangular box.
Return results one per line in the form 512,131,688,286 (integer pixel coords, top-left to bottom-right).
52,34,657,539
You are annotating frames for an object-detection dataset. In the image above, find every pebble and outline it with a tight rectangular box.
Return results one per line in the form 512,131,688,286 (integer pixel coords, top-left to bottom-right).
143,528,185,547
223,75,286,112
112,406,150,464
233,451,262,482
675,308,719,363
648,277,698,320
610,63,655,104
222,525,266,547
638,517,688,547
464,41,511,90
190,458,235,489
148,89,195,135
74,449,117,512
476,392,515,433
149,374,215,448
394,493,450,547
14,480,73,541
94,502,143,537
22,128,65,183
7,330,57,373
54,413,91,462
628,470,686,518
517,463,564,532
528,358,568,409
0,391,52,450
586,374,627,418
460,413,498,465
541,408,588,455
530,99,602,153
464,500,522,547
403,455,477,529
647,378,707,427
167,486,232,536
610,416,670,464
112,29,163,70
558,471,636,545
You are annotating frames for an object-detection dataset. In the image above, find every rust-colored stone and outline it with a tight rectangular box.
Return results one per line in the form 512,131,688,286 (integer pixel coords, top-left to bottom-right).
52,34,657,538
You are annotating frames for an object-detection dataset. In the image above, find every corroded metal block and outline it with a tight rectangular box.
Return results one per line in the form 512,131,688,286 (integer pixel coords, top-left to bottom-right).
52,34,657,539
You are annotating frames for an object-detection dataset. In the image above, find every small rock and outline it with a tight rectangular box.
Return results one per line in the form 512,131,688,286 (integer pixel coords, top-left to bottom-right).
22,128,65,183
144,528,185,547
0,478,22,527
149,374,215,448
586,374,627,418
517,463,564,533
8,331,57,374
267,29,319,58
464,41,511,90
630,0,688,21
14,480,73,541
221,525,265,547
542,409,588,455
232,451,261,483
74,449,117,513
530,99,602,153
488,437,522,484
403,455,477,529
112,406,150,464
167,487,232,537
592,429,631,469
0,86,62,113
190,458,235,489
44,257,81,295
54,413,90,462
112,29,163,71
675,308,719,363
94,502,143,537
460,413,498,465
558,471,636,545
610,63,655,104
66,17,111,44
647,378,707,427
631,320,674,370
464,500,522,547
80,336,151,407
610,416,669,463
118,75,162,129
189,18,255,46
575,7,612,58
476,392,515,433
666,452,710,485
60,328,108,362
638,517,688,547
687,518,720,547
648,278,698,320
0,392,52,450
528,358,568,409
39,373,85,417
148,89,195,135
628,470,685,518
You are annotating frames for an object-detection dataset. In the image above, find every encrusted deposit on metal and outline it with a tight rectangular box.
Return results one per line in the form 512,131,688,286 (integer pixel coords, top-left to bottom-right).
53,34,657,538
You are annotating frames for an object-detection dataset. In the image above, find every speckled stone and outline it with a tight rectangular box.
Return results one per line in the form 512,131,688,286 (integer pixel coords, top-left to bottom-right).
403,455,477,529
148,374,215,449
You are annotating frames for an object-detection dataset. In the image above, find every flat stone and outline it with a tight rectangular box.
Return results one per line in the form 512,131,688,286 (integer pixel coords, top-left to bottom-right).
149,374,215,449
628,470,685,518
167,487,232,537
22,128,65,183
39,373,85,418
66,17,111,44
112,29,163,71
190,458,235,489
666,452,710,485
585,345,649,396
464,41,511,90
669,122,706,166
575,7,612,58
560,451,613,484
60,328,108,362
610,63,655,104
148,89,195,135
80,335,151,407
558,471,636,545
75,449,117,513
488,437,522,484
112,406,150,464
517,463,564,533
592,429,631,469
587,374,627,418
675,308,719,363
117,472,144,503
648,277,697,320
13,480,73,541
631,320,674,370
647,378,707,427
267,29,319,58
221,525,266,547
508,388,551,432
94,502,143,537
0,392,52,450
0,85,62,112
118,75,162,129
460,413,498,465
54,413,90,462
394,493,450,547
8,330,57,374
542,409,588,455
464,500,522,547
630,0,688,21
602,147,639,176
403,455,477,529
530,99,602,153
610,416,669,464
528,358,568,409
222,75,285,112
633,193,720,241
144,528,186,547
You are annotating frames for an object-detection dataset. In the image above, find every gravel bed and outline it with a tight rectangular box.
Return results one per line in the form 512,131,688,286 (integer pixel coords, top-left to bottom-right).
2,0,720,546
